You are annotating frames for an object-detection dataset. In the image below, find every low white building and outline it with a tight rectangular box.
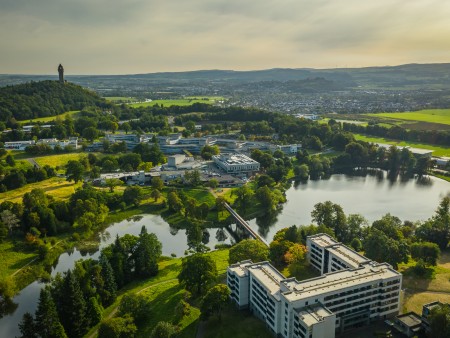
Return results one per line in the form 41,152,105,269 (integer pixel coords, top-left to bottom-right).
4,140,35,150
227,234,402,338
213,153,260,174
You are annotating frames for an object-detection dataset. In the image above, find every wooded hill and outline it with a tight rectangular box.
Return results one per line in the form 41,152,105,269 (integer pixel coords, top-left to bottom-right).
0,80,108,122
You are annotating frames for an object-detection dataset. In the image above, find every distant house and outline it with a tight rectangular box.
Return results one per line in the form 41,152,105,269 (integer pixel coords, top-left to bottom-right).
4,140,35,150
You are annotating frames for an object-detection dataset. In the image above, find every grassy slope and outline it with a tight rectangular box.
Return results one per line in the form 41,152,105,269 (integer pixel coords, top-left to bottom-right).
399,250,450,313
84,249,257,338
33,153,84,168
18,110,79,124
354,133,450,156
0,242,37,281
0,177,82,203
366,109,450,125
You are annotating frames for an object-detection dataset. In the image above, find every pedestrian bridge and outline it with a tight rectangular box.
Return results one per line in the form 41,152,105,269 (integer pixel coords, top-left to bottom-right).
223,202,269,247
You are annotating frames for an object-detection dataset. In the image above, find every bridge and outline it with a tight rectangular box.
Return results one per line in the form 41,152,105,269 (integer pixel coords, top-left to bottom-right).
223,202,269,247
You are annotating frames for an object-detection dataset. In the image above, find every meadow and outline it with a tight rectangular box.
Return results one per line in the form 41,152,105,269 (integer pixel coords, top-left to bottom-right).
399,250,450,314
33,152,84,168
354,133,450,157
18,110,79,124
366,109,450,126
0,177,82,203
129,96,223,108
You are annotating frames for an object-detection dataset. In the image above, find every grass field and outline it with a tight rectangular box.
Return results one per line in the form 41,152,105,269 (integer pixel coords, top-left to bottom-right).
400,250,450,313
354,133,450,156
0,242,37,281
104,96,137,103
84,249,257,338
129,96,223,108
366,109,450,126
0,177,82,203
33,153,84,168
18,111,79,124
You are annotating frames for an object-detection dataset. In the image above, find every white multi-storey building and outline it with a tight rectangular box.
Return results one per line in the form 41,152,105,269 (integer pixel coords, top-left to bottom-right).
227,234,402,338
213,153,260,174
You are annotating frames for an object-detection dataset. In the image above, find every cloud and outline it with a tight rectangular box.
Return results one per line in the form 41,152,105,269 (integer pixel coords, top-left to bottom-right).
1,0,450,74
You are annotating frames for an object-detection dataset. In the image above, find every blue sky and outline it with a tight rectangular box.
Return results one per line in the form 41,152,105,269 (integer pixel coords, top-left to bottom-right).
1,0,449,74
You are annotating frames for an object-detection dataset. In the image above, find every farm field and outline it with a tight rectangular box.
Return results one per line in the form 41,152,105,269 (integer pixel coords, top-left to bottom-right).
18,110,79,124
366,109,450,126
129,96,223,108
104,96,137,103
354,133,450,156
0,177,82,203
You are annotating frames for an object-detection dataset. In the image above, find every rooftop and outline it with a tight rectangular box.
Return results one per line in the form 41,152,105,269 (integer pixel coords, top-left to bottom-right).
327,244,370,268
248,262,286,295
281,262,400,302
296,304,334,327
396,312,422,329
213,153,259,165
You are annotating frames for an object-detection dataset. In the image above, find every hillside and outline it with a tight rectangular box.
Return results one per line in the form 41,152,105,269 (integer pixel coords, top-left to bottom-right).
0,80,107,122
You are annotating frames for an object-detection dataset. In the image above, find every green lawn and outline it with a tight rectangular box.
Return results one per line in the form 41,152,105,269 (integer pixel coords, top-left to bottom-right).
129,97,222,108
0,177,82,203
33,153,84,168
18,111,79,124
85,249,236,338
366,109,450,126
354,133,450,156
0,242,37,281
399,250,450,313
104,96,137,103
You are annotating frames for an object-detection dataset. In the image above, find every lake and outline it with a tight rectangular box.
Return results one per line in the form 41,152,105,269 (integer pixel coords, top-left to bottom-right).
2,172,450,336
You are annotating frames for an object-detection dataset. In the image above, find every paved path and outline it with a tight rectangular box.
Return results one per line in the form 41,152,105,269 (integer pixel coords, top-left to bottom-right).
26,157,40,168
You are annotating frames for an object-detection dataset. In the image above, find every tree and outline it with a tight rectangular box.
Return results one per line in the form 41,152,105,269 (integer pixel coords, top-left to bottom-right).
151,177,164,191
410,242,440,266
134,226,162,278
229,239,269,264
269,240,294,266
215,196,226,216
151,189,162,202
178,254,217,296
98,315,137,338
200,284,230,321
428,304,450,338
151,321,177,338
201,145,220,160
256,174,275,188
284,243,307,265
82,126,98,142
99,254,117,306
118,293,152,324
208,178,219,189
0,209,20,235
293,164,309,181
363,229,408,269
34,288,68,338
184,170,201,186
123,186,143,206
168,191,183,213
66,160,85,183
18,312,37,338
311,201,347,242
57,270,88,338
235,185,254,212
121,122,132,134
106,178,123,193
5,154,15,167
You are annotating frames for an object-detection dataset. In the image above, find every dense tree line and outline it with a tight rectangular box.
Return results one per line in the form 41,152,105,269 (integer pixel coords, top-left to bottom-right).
0,81,108,123
18,227,161,338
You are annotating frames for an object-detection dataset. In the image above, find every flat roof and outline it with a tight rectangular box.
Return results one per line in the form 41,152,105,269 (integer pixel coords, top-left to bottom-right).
248,262,285,295
396,312,422,328
281,262,401,302
327,244,370,268
296,304,334,327
213,153,259,165
308,233,338,248
228,260,253,278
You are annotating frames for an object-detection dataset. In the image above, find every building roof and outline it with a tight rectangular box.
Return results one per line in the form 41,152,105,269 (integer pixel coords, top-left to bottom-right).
396,312,422,329
228,260,254,278
296,304,335,327
281,262,400,302
248,262,286,296
327,244,370,268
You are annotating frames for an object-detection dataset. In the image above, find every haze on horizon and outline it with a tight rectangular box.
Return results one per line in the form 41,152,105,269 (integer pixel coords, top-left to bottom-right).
1,0,449,75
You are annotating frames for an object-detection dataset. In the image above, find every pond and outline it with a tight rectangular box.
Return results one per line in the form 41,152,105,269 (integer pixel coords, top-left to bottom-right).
0,214,232,338
247,172,450,241
2,172,450,336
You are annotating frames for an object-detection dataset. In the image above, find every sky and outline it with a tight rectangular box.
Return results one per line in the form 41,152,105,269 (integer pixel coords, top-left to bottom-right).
1,0,450,75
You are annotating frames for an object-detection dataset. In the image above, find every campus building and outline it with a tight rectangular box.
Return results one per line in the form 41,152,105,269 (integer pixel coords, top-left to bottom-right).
227,234,402,338
213,153,260,174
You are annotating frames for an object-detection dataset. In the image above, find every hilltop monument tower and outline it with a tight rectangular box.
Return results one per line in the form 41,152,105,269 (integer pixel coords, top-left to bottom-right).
58,64,64,83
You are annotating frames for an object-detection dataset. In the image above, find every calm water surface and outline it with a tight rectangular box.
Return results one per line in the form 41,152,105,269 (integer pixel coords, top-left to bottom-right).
2,173,450,336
